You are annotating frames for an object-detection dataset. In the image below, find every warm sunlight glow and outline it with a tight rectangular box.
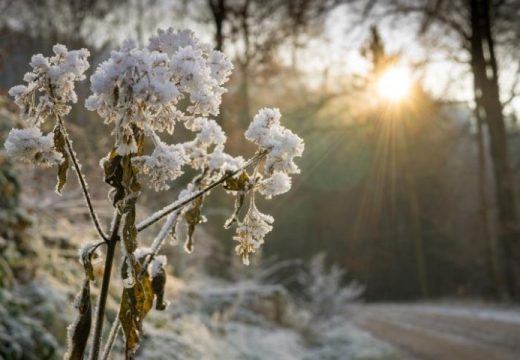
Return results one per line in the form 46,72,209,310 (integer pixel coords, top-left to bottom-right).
376,67,412,103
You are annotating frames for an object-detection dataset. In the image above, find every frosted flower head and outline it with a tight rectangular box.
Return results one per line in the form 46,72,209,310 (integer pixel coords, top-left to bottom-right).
148,28,201,56
181,118,230,171
208,146,245,173
86,27,233,156
245,108,304,175
4,127,63,167
208,50,233,85
9,45,90,125
258,171,292,199
133,141,188,191
86,42,180,132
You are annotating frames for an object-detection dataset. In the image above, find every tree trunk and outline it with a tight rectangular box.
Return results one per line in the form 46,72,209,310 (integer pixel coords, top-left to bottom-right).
469,0,520,299
474,103,507,299
209,0,226,51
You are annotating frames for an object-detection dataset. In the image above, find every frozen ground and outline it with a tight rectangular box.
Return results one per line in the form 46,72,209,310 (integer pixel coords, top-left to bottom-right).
3,274,520,359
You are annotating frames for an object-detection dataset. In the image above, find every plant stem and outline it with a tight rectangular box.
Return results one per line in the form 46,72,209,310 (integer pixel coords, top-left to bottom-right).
57,115,109,242
136,151,267,232
89,212,121,360
100,311,121,360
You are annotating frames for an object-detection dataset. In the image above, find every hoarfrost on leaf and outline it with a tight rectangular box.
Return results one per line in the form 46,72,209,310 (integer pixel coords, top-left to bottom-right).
234,200,274,266
151,255,167,277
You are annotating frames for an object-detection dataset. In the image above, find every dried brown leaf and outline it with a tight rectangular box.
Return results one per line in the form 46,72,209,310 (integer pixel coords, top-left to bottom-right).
64,279,92,360
53,125,70,194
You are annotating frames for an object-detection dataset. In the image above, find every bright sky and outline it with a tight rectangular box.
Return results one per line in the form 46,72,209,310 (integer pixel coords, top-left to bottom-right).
289,6,474,103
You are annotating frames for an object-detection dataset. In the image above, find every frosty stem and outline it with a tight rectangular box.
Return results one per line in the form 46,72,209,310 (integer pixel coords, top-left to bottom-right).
100,312,121,360
56,115,109,242
89,212,121,360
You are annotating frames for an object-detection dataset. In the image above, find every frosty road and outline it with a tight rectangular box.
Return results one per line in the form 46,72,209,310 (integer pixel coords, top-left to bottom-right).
351,303,520,360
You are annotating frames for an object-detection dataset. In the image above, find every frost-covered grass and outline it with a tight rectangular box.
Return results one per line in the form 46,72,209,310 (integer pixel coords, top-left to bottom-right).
0,222,398,360
135,276,398,360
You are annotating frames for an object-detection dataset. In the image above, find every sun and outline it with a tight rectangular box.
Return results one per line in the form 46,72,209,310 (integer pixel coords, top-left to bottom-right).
376,66,412,103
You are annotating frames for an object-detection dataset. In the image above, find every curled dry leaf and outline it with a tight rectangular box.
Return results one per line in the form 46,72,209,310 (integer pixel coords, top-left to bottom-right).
80,243,99,281
223,170,250,228
64,278,92,360
151,264,167,311
119,263,154,359
53,124,69,194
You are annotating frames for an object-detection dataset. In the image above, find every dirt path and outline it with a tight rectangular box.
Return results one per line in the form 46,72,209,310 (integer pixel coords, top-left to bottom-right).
351,304,520,360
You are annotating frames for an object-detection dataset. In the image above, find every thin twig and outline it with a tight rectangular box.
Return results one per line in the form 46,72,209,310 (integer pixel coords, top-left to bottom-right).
100,311,121,360
136,151,267,232
56,115,109,242
89,211,122,360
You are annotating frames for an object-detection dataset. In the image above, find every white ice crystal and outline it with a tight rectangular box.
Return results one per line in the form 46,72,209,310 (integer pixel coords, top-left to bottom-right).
148,28,202,56
9,45,90,125
208,146,245,173
208,50,233,85
4,127,63,167
181,118,228,171
151,255,167,277
258,171,291,199
133,140,188,191
245,108,304,175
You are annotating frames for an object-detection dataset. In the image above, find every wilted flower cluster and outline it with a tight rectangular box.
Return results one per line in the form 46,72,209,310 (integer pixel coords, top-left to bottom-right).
233,200,274,266
4,44,90,168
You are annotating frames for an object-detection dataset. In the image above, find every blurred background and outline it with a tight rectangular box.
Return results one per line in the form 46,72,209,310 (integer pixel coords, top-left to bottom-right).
1,0,520,359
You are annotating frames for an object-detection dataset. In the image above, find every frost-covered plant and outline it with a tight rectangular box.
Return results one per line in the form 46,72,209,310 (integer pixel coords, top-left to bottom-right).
4,28,303,360
298,253,364,322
